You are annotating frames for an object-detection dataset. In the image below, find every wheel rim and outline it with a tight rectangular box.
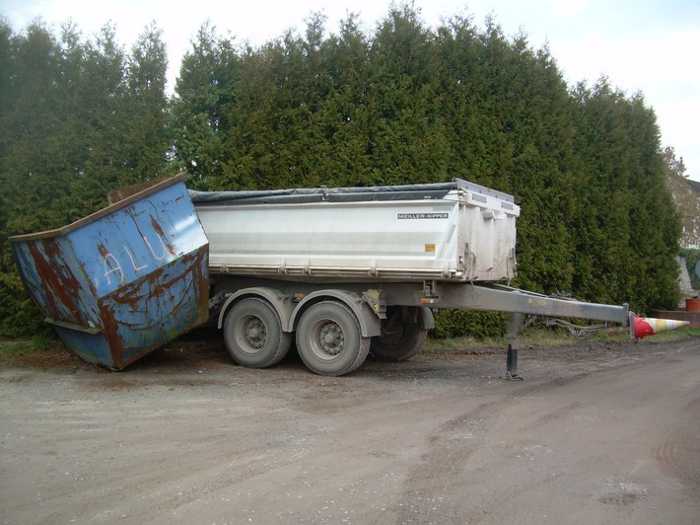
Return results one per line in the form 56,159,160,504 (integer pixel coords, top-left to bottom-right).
236,314,267,353
310,319,345,360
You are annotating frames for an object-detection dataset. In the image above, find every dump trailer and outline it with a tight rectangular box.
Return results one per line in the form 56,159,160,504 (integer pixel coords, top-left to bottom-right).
192,179,677,377
12,176,685,375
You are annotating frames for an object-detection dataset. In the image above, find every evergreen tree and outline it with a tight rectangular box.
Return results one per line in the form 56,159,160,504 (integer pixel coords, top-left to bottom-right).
173,22,239,189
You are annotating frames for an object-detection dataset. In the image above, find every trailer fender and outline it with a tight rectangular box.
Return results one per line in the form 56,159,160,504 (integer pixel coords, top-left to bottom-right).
217,287,295,332
289,290,382,338
418,306,435,330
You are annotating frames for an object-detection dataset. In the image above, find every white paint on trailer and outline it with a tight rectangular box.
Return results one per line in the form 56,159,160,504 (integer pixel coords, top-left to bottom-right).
195,186,520,282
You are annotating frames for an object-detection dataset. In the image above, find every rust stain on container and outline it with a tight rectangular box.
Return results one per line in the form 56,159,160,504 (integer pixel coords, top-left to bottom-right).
10,175,210,370
99,301,125,367
27,240,85,325
150,215,177,256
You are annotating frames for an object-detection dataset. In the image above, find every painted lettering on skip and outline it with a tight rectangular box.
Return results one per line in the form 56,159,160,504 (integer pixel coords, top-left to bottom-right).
142,233,169,261
102,252,125,286
94,221,173,289
123,245,148,273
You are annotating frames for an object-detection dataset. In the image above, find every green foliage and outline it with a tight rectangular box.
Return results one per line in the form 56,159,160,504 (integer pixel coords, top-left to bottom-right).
0,6,683,338
0,271,47,337
432,310,506,339
681,248,700,290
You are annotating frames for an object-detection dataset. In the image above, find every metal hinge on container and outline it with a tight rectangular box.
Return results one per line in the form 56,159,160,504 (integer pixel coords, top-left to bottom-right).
507,247,517,281
461,244,477,280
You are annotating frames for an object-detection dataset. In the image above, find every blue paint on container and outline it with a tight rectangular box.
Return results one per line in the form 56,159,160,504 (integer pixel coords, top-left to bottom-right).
10,176,209,369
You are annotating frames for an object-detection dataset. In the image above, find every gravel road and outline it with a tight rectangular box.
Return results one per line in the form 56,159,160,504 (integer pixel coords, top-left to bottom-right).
1,337,699,524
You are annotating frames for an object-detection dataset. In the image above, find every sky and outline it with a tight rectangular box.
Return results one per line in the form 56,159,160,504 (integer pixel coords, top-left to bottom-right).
3,0,699,181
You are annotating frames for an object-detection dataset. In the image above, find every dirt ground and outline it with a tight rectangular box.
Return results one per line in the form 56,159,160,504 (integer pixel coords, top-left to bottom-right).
1,335,699,525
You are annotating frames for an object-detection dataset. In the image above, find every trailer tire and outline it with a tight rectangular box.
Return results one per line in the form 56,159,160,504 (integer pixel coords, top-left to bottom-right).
295,301,370,376
223,297,291,368
371,307,428,362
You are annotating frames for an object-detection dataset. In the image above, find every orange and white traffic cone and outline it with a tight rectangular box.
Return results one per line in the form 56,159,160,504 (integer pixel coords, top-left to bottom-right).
630,313,689,340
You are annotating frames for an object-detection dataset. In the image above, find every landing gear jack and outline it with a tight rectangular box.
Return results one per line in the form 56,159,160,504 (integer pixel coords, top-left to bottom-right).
504,344,523,381
503,312,525,381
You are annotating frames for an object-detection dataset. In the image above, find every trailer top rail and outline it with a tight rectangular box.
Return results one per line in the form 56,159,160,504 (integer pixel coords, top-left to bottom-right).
190,178,515,207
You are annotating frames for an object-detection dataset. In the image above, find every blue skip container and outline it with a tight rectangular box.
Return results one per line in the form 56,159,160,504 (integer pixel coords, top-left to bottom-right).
10,175,209,369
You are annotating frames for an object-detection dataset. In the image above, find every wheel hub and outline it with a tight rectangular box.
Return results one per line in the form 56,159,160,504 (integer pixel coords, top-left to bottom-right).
318,321,344,356
243,316,266,349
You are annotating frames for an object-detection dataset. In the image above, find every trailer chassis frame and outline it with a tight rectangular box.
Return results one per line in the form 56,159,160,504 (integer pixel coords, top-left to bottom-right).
211,275,632,379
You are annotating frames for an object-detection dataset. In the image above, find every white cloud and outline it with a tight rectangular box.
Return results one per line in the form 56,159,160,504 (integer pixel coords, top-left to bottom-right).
549,0,590,18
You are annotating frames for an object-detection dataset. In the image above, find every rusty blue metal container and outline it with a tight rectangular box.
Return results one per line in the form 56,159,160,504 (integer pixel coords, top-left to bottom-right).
10,175,209,369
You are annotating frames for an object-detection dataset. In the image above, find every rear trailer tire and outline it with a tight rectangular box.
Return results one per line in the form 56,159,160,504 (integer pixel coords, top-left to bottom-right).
371,306,428,362
295,300,370,376
223,297,291,368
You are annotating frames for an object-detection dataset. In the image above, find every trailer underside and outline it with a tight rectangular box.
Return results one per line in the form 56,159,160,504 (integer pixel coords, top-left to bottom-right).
209,274,632,376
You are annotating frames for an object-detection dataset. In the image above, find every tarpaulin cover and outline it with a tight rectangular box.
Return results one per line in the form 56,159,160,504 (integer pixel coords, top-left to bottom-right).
190,178,515,206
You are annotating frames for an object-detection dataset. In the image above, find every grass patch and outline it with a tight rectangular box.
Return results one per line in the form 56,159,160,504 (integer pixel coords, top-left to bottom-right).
632,326,700,343
0,335,65,365
427,324,699,352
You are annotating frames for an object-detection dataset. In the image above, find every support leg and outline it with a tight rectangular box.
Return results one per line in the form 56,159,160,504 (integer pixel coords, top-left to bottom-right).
503,312,525,381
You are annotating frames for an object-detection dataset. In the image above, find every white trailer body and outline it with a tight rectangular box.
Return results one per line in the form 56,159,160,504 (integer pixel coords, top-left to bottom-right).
190,179,634,377
192,179,520,282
